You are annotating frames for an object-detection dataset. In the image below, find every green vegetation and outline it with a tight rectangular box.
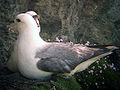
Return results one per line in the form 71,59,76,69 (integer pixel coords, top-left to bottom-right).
75,57,120,90
1,56,119,90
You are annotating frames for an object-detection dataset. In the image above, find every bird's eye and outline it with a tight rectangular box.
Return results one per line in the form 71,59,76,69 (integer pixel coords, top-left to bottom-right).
33,15,37,18
16,19,21,22
33,15,40,19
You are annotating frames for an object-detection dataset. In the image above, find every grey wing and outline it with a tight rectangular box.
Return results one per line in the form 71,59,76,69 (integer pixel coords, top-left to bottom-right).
6,41,18,72
8,42,15,59
37,57,72,73
36,43,81,73
8,41,18,59
36,43,114,73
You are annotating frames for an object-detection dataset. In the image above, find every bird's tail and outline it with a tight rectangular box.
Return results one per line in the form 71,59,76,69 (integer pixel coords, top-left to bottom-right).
87,45,118,51
105,46,118,51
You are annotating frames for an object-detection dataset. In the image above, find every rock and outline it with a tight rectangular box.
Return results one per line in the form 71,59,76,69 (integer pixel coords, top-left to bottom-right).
28,0,120,45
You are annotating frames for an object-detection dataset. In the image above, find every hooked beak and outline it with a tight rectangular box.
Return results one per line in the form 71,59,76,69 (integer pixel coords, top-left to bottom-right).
37,15,40,20
7,23,16,31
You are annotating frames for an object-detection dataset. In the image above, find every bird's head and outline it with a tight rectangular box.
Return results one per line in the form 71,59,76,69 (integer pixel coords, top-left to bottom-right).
8,11,40,33
26,11,40,28
15,13,38,33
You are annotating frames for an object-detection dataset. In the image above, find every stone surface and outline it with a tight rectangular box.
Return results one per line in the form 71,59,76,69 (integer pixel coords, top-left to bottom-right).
28,0,120,45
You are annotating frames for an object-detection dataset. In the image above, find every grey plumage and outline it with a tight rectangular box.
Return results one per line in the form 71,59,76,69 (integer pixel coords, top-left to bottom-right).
36,43,116,74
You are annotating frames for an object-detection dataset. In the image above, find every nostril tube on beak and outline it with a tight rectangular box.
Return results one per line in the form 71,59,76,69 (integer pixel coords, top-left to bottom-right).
7,23,16,31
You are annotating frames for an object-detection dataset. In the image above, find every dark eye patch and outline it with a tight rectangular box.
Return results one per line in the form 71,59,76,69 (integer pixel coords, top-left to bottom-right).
16,19,21,22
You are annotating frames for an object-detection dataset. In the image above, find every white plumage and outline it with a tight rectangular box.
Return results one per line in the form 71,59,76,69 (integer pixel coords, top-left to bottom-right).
7,11,40,72
7,12,117,80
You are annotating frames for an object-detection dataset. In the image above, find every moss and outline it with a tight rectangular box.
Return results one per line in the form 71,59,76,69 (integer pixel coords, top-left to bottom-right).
75,58,120,90
30,82,51,90
51,76,82,90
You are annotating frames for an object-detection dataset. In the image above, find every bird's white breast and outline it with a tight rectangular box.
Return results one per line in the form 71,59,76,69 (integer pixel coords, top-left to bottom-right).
17,30,52,79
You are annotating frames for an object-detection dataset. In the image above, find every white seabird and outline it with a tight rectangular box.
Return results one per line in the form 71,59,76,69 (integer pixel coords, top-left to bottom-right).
26,11,40,32
10,13,117,80
7,11,40,72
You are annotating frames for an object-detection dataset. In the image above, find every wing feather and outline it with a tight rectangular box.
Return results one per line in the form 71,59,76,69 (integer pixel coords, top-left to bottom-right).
36,43,115,73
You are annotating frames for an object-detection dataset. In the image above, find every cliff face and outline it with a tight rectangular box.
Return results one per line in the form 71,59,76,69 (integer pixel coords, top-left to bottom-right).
0,0,120,62
28,0,120,45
